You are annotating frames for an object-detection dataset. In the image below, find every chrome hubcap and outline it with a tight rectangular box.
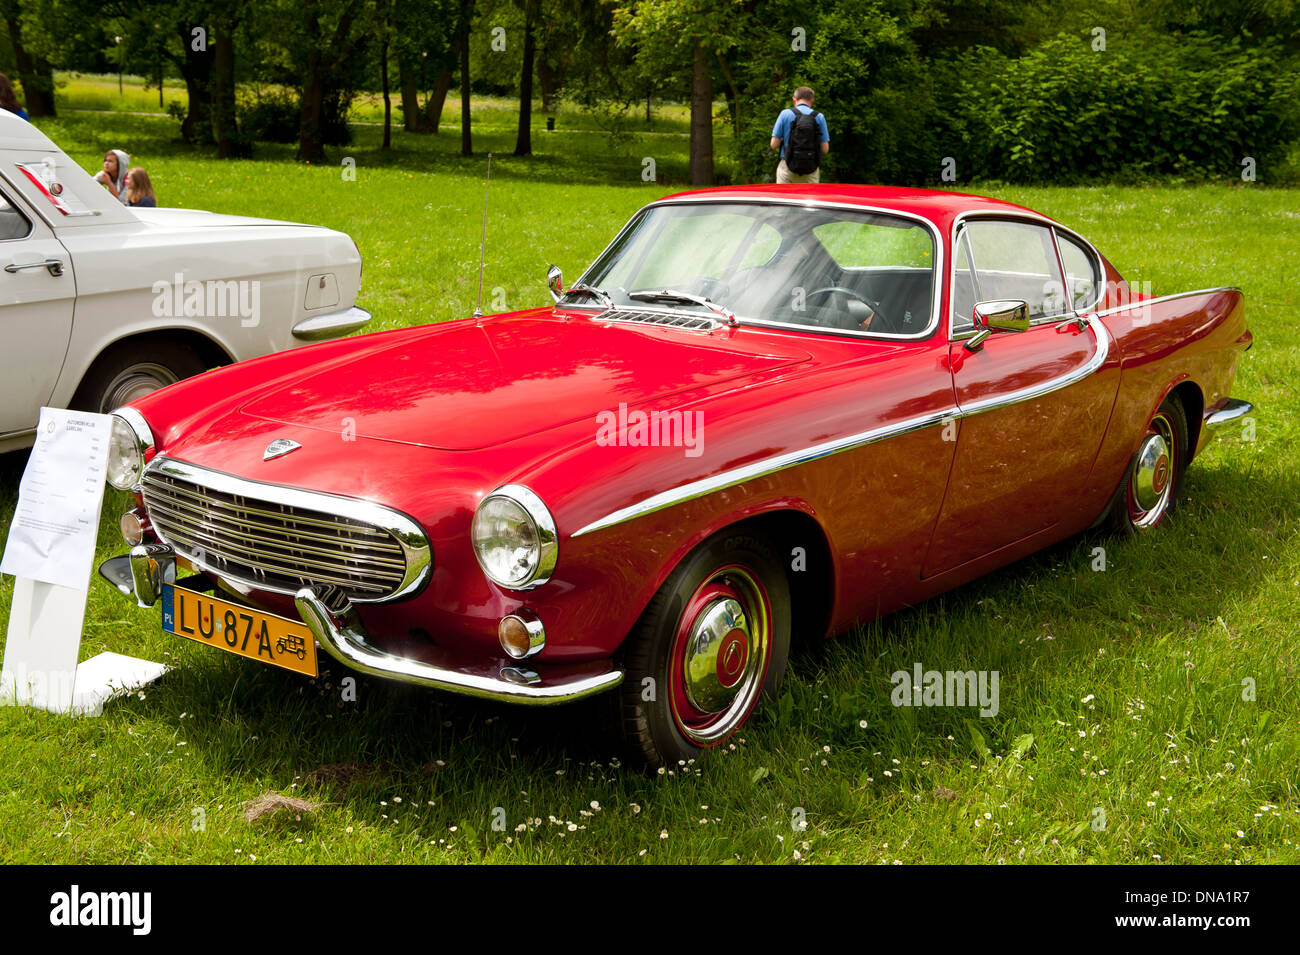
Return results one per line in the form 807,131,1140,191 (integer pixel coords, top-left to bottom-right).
1129,413,1177,529
669,566,771,746
1133,432,1170,511
682,596,750,712
101,362,179,413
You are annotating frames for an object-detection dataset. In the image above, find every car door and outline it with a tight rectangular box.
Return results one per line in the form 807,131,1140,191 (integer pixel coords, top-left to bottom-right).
922,217,1115,577
0,182,75,436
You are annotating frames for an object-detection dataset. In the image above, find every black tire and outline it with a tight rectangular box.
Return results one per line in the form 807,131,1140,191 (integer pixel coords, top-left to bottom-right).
618,529,791,769
71,339,209,414
1107,394,1189,536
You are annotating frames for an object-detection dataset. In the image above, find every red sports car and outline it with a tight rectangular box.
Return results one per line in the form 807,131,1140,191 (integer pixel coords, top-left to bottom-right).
99,184,1252,767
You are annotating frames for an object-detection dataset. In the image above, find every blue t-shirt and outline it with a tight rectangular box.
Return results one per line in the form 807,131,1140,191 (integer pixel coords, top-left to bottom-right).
772,104,829,158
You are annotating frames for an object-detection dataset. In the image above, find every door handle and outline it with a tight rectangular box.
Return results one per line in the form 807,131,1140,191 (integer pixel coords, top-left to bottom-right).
4,258,64,277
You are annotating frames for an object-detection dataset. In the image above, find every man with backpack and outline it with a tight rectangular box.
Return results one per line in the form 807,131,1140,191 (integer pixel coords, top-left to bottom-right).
770,87,830,183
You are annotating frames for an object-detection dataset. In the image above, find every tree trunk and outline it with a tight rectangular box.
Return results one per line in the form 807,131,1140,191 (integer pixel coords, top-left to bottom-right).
2,6,56,117
178,24,214,144
689,44,713,186
513,10,535,156
424,68,452,134
397,51,421,132
297,46,327,163
381,38,391,150
212,20,239,158
458,1,472,157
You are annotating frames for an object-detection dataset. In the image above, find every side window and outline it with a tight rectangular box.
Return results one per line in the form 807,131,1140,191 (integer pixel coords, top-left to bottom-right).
0,187,32,241
1056,230,1101,311
955,219,1068,324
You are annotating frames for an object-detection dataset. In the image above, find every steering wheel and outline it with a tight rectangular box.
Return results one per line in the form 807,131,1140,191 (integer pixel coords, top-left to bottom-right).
806,286,890,331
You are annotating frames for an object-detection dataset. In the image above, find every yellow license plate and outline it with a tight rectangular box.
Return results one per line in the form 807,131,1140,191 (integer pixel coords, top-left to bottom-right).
161,584,318,677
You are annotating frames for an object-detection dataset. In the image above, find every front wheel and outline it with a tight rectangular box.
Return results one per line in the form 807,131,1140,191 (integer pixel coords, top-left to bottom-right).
71,340,209,414
618,530,791,768
1109,395,1188,535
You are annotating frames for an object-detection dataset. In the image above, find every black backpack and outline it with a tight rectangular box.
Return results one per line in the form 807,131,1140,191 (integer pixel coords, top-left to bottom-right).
785,109,821,175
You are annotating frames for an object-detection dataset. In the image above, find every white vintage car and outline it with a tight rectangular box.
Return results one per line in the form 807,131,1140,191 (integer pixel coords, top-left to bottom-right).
0,110,369,454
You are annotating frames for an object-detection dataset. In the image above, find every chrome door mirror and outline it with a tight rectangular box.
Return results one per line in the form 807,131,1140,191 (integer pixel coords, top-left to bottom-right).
965,299,1030,350
547,264,564,302
975,299,1030,332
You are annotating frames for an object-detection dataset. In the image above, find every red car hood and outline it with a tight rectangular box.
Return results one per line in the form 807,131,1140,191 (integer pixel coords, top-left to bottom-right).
239,314,812,450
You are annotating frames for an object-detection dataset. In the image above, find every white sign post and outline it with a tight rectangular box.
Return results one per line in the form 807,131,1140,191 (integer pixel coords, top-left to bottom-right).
1,407,167,715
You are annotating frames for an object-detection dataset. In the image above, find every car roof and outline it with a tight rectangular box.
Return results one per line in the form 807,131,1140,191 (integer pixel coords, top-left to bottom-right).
0,109,59,150
655,183,1057,233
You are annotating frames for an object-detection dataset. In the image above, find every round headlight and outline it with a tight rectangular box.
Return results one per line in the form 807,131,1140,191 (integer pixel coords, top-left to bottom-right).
105,410,154,490
471,485,557,590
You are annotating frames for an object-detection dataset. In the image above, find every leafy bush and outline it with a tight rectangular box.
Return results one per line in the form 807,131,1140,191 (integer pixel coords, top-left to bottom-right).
239,90,353,148
755,27,1300,186
944,33,1300,184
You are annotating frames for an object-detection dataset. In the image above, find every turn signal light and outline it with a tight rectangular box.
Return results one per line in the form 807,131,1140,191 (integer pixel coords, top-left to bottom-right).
120,508,152,546
498,610,545,659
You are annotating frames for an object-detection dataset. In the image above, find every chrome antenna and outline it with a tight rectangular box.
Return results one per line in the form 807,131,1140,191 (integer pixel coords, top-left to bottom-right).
473,153,492,319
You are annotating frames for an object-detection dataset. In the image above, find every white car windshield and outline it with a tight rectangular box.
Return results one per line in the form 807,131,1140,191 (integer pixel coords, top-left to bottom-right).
566,202,937,336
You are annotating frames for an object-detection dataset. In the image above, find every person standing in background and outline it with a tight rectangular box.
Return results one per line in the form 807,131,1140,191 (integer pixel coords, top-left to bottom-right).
770,87,829,183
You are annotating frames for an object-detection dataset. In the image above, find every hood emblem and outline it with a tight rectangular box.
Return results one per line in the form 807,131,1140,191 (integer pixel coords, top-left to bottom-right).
263,439,302,461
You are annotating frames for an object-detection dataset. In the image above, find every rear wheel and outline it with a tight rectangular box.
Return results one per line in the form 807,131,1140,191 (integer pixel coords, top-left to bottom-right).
619,530,791,769
1108,395,1188,535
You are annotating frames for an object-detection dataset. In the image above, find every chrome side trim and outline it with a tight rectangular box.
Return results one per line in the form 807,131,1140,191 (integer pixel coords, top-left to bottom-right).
1204,398,1253,430
144,456,431,603
0,426,37,441
573,314,1110,538
291,305,372,341
564,195,946,342
1089,286,1241,319
571,407,954,538
294,587,623,704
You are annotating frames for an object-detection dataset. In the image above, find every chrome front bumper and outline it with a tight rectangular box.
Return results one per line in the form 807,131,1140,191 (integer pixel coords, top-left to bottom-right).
98,547,623,706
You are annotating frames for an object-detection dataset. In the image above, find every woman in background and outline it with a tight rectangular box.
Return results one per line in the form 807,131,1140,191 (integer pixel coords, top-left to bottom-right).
0,74,29,120
124,167,157,207
93,149,130,203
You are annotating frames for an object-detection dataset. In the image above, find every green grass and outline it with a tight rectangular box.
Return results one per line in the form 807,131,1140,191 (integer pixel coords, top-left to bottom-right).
0,107,1297,864
54,71,696,135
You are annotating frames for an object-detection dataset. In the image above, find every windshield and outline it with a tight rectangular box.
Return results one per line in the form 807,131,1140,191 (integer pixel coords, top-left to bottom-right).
566,202,937,337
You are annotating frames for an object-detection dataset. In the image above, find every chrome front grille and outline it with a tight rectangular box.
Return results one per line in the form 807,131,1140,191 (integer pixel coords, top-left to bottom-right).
141,458,430,603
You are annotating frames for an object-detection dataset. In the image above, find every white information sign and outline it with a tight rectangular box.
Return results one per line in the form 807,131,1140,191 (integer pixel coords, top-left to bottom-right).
1,407,167,714
1,407,111,588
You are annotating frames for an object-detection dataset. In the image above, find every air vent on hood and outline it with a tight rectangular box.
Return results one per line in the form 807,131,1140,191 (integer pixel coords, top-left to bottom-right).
596,308,719,332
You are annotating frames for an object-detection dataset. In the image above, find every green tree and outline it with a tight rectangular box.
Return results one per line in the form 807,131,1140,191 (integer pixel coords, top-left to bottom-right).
612,0,750,184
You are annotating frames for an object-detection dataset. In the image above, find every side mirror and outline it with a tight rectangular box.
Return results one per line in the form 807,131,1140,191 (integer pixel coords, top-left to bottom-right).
965,299,1030,350
547,264,564,302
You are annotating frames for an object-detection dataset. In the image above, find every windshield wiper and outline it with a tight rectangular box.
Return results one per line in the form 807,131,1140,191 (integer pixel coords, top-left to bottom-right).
562,283,614,308
628,289,736,325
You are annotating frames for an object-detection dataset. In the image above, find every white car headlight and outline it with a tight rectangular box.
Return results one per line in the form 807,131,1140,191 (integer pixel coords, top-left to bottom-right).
471,485,557,590
106,409,154,490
